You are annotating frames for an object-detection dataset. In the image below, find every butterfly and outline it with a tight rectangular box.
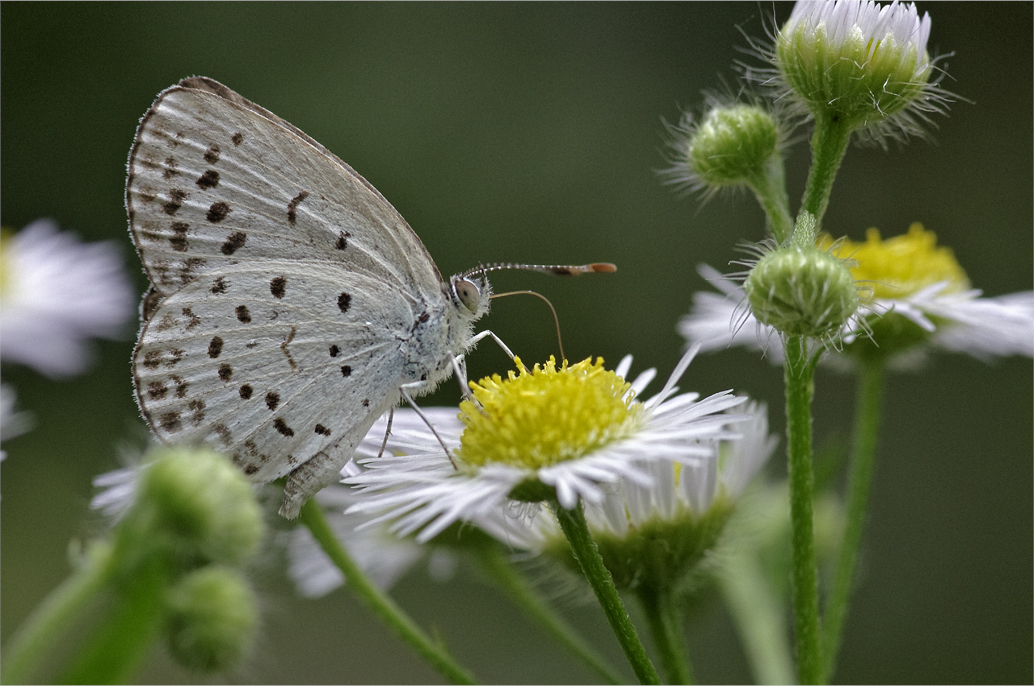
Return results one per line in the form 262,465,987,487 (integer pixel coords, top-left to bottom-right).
127,77,614,518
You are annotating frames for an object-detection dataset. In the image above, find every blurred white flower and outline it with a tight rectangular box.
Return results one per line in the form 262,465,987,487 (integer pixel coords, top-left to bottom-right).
1,383,33,460
0,219,135,377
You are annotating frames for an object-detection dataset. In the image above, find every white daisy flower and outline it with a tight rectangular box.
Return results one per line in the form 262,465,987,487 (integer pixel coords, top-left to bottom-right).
344,349,749,544
680,224,1034,366
0,219,135,378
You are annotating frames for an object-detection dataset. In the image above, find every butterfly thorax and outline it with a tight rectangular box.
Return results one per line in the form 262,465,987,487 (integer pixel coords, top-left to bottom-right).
398,274,490,396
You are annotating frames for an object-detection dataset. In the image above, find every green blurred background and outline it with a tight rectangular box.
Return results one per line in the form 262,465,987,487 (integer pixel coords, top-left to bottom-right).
2,2,1030,683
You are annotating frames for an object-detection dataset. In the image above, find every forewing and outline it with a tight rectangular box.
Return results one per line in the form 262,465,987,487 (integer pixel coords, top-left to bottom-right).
133,261,412,483
127,76,443,302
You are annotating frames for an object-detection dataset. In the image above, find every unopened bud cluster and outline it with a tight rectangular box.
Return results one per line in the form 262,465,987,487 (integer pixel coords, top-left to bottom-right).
113,447,264,673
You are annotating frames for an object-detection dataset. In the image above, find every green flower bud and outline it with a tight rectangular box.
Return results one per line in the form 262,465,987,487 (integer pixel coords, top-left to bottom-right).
166,567,258,673
687,105,780,187
137,447,264,566
744,241,859,341
775,0,943,136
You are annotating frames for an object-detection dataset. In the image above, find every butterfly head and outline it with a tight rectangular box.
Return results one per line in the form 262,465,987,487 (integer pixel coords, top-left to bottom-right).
449,273,492,321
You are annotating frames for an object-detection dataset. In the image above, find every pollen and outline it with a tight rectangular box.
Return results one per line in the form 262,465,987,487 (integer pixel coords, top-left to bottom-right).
457,356,645,470
821,223,969,299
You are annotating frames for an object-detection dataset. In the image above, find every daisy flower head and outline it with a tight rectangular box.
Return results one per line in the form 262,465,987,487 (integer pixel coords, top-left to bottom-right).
680,224,1034,367
771,0,952,145
345,349,749,544
0,219,135,378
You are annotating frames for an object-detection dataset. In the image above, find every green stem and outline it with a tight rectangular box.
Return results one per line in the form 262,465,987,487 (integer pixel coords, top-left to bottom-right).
784,336,822,684
475,545,625,685
821,358,885,682
719,550,795,685
59,557,168,684
637,588,692,684
799,116,852,228
298,500,476,685
749,154,794,244
1,542,116,685
553,501,660,685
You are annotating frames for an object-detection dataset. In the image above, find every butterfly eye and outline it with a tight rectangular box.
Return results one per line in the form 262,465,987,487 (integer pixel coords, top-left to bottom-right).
454,278,481,313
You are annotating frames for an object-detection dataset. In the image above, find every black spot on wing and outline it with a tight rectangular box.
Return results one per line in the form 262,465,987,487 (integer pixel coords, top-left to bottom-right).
239,384,253,399
211,276,228,294
218,363,233,381
287,191,309,226
341,365,352,377
163,189,187,215
162,157,180,180
188,399,206,425
270,276,286,299
329,345,340,357
231,132,244,146
314,424,331,436
171,376,189,398
170,222,189,252
336,231,350,250
159,411,182,433
207,202,231,223
147,381,168,400
265,391,280,411
182,307,201,330
204,145,221,164
221,231,246,255
208,336,224,358
338,293,351,314
274,418,295,437
236,305,251,323
196,169,220,189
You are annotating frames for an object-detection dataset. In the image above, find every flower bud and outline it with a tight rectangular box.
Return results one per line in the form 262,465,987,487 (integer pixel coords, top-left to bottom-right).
137,447,264,566
166,567,258,673
775,0,939,135
686,105,780,187
744,242,859,340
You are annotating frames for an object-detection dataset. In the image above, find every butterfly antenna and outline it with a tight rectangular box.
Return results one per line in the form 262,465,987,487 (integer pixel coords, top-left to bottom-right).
462,262,617,278
491,290,567,361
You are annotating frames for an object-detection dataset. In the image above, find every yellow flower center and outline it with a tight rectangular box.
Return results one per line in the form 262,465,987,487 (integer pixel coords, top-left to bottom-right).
820,223,969,299
457,357,645,470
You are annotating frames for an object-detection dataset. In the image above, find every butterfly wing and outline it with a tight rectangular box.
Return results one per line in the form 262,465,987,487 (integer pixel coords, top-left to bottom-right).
127,76,444,302
133,261,416,491
127,78,455,517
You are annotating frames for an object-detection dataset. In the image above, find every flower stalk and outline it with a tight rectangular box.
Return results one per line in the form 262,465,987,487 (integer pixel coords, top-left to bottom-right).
783,336,822,684
552,500,661,685
822,357,885,681
637,587,693,684
799,116,852,228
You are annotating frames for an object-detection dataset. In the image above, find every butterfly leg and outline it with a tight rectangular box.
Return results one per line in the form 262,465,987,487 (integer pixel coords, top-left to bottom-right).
466,329,515,360
399,382,457,468
377,407,395,458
